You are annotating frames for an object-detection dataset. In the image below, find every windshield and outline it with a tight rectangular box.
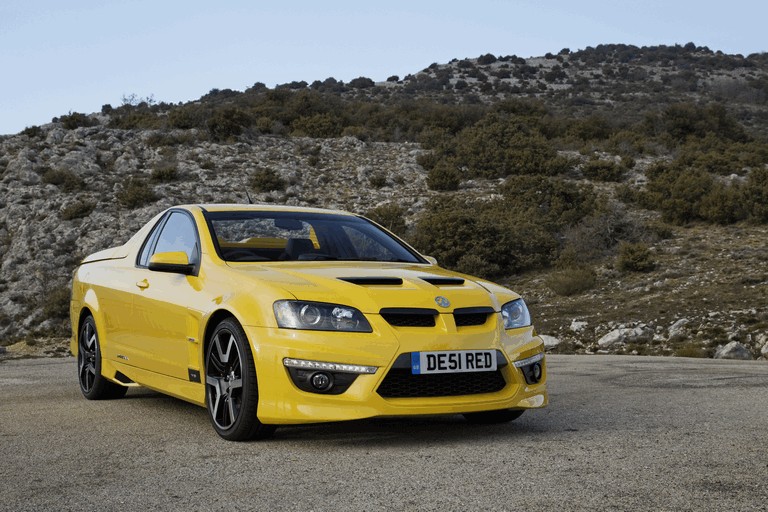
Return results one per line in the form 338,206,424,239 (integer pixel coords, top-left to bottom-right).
204,211,425,263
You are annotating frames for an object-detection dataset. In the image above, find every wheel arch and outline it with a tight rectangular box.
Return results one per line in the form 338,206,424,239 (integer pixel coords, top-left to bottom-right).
203,309,247,360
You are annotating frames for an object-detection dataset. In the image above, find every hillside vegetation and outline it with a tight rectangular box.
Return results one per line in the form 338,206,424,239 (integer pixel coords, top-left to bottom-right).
2,43,767,360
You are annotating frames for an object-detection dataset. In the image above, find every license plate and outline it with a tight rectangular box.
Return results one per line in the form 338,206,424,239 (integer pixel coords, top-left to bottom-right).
411,350,497,374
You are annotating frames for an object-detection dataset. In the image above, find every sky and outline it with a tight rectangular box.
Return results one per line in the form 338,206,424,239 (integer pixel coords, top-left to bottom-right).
1,0,766,135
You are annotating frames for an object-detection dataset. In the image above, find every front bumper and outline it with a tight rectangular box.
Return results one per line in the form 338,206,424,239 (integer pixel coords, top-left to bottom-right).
246,314,548,424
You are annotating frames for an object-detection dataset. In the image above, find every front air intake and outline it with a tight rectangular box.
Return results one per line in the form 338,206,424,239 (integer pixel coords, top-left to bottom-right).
380,308,438,327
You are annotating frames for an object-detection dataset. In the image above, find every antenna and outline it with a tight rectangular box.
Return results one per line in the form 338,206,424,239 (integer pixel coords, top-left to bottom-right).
245,190,253,204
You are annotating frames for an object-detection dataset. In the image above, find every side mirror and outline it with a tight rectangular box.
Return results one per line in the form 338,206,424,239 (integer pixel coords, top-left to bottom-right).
424,256,438,266
148,251,194,275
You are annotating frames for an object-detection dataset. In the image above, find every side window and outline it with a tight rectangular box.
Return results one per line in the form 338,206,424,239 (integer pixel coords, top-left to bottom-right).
138,217,166,267
151,212,200,265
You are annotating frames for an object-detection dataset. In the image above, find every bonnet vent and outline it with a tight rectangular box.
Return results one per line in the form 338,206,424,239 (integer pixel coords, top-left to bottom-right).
338,277,403,286
420,276,465,286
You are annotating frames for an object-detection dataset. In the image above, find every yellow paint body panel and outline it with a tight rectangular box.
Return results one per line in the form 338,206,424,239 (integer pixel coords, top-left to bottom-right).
71,205,547,425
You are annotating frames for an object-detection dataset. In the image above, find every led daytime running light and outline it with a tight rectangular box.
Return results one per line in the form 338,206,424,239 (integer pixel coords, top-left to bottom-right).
283,357,377,374
512,352,544,368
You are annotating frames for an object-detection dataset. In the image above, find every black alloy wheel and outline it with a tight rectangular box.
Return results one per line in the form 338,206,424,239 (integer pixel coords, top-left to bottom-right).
205,318,275,441
77,315,127,400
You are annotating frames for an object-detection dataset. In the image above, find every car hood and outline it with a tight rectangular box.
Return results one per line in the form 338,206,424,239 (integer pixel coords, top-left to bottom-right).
226,261,518,313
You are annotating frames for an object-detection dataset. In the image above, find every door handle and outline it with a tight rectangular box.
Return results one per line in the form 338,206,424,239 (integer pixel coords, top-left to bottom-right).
136,279,149,289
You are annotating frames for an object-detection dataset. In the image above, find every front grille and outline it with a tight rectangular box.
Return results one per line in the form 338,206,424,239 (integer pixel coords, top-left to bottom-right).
377,368,506,398
453,307,494,327
380,308,438,327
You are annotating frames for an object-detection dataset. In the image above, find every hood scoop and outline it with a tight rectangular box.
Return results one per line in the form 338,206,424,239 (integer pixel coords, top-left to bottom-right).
338,277,404,286
420,276,465,286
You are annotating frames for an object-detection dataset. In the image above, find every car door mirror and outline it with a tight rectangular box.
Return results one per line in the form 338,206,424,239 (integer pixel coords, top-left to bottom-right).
148,251,194,275
424,255,438,265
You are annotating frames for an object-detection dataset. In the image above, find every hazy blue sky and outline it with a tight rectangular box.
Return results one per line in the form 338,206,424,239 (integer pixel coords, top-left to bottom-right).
1,0,765,135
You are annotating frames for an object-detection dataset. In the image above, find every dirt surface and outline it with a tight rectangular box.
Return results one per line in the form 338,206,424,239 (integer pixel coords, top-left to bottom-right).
1,355,766,511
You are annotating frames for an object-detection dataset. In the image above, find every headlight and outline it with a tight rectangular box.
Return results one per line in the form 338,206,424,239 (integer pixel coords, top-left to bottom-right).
273,301,372,332
501,298,531,329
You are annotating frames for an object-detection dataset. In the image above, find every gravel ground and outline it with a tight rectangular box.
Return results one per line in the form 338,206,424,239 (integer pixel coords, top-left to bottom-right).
1,355,767,511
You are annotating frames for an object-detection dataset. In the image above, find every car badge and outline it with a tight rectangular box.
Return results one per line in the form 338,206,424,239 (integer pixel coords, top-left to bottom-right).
435,296,450,308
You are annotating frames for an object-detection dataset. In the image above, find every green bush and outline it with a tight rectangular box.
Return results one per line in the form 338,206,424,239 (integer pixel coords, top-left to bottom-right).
581,159,624,182
150,165,178,183
412,195,560,278
366,203,407,236
41,286,71,320
426,161,461,191
60,201,95,220
208,108,250,142
250,168,285,192
117,179,158,209
41,169,84,192
368,172,387,188
500,175,599,229
546,266,597,296
57,111,96,130
616,242,656,272
291,113,343,138
21,125,43,137
744,168,768,223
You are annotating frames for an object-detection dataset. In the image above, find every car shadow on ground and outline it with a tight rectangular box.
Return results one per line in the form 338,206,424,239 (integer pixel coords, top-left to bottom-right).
122,387,570,447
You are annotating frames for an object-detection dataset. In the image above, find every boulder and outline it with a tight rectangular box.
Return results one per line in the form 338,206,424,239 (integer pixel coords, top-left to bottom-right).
570,320,588,333
714,341,752,360
597,326,653,348
668,318,689,339
540,335,561,350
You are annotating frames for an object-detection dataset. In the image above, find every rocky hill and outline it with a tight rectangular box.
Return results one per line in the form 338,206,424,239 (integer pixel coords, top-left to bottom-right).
1,43,767,361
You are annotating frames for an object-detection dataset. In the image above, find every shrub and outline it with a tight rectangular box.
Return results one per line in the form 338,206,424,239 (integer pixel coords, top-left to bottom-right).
60,201,95,220
616,242,656,272
581,159,624,182
426,161,461,191
250,168,285,192
349,77,375,89
368,172,387,188
500,175,598,229
366,203,407,236
41,169,84,192
745,167,768,223
546,267,597,296
57,111,96,130
21,125,42,137
117,179,158,208
150,165,178,183
412,196,559,278
291,113,343,138
41,286,71,320
208,108,250,142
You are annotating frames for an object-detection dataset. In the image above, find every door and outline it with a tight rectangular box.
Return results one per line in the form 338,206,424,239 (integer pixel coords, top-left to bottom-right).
127,210,203,380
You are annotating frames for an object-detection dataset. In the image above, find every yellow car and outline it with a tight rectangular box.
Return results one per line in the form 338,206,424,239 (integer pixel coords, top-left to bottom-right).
71,205,547,441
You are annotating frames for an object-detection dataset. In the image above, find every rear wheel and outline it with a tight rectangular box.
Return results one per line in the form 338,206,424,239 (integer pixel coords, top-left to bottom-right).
463,409,525,424
205,318,275,441
77,316,127,400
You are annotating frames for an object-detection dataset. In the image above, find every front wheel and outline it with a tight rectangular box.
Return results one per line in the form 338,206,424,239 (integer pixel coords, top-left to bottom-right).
463,409,525,424
77,316,127,400
205,318,275,441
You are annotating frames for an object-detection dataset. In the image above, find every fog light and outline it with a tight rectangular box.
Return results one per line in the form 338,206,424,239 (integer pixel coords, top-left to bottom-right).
531,362,542,382
310,372,333,391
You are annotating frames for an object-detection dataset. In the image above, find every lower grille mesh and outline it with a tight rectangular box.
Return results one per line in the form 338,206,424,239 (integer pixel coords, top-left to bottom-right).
377,369,506,398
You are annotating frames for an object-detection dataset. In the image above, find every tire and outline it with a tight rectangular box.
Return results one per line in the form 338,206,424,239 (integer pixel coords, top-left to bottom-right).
205,318,275,441
77,315,128,400
463,409,525,424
